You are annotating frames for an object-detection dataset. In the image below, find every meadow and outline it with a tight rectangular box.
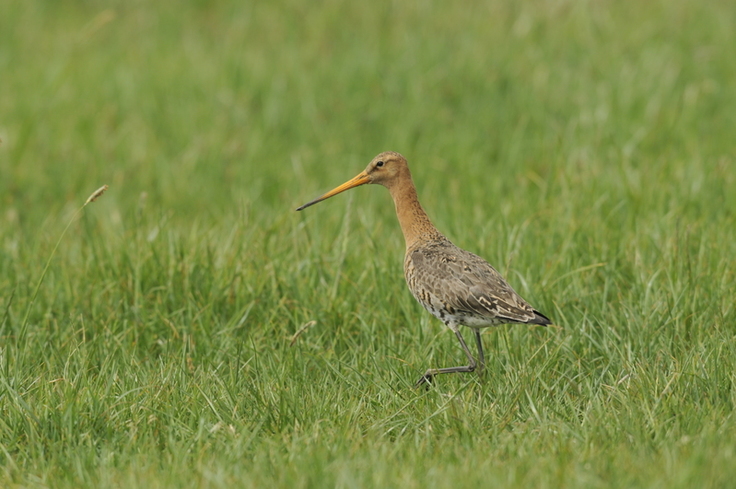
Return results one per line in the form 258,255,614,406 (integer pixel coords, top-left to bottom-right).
1,0,735,487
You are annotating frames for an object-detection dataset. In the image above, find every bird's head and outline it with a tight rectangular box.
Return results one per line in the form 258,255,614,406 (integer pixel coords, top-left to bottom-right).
296,151,409,211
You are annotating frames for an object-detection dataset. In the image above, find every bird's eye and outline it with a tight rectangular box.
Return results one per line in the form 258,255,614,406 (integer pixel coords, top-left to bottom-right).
376,161,385,168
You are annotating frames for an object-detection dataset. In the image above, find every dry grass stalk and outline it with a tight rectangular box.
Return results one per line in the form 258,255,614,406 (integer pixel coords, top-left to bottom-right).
18,185,110,342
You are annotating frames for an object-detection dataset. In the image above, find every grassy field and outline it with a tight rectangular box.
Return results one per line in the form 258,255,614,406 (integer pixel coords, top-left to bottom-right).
1,0,735,487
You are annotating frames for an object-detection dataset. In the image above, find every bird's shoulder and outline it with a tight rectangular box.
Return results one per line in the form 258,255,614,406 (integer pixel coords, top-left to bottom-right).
406,238,500,283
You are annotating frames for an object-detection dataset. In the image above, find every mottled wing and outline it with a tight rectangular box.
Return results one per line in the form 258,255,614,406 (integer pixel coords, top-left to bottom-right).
406,239,548,326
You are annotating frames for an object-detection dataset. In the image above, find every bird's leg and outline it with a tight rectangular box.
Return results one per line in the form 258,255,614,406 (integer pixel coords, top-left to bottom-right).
415,330,478,388
474,329,485,375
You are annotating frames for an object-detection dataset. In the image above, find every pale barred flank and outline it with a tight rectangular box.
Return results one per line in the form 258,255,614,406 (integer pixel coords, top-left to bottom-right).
85,185,109,205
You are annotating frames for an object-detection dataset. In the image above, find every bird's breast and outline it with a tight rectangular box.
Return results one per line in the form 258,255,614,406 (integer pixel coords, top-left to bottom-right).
404,246,503,328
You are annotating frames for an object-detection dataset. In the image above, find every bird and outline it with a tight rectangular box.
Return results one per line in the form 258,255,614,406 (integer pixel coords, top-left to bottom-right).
296,151,551,387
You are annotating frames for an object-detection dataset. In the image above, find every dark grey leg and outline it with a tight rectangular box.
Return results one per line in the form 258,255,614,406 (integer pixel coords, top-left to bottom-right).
474,329,485,375
415,330,478,388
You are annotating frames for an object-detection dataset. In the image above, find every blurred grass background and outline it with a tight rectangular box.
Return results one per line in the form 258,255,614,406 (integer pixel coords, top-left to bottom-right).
1,0,735,487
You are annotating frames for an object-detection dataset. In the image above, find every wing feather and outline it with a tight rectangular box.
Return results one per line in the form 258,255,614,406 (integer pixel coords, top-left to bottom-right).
407,239,543,325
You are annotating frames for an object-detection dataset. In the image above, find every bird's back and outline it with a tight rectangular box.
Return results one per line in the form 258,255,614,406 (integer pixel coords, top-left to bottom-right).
404,236,550,328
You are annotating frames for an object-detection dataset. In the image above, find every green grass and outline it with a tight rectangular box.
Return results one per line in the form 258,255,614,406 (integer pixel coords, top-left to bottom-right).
1,0,735,487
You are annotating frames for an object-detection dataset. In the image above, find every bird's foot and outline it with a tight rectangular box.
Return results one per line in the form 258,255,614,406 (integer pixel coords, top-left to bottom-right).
414,373,434,389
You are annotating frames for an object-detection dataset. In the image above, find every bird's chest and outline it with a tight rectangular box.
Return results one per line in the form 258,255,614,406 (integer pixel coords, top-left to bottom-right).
404,250,459,322
403,246,504,328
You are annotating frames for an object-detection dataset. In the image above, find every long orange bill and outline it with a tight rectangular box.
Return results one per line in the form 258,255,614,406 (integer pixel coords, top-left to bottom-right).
296,171,371,211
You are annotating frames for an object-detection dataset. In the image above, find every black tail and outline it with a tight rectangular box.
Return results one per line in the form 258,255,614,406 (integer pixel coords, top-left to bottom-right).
530,310,552,326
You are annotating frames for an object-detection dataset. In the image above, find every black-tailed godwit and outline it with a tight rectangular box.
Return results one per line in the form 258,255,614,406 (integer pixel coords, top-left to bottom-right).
297,151,551,387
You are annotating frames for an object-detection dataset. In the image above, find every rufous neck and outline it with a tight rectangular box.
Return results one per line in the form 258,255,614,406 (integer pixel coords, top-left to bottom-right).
387,178,441,249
